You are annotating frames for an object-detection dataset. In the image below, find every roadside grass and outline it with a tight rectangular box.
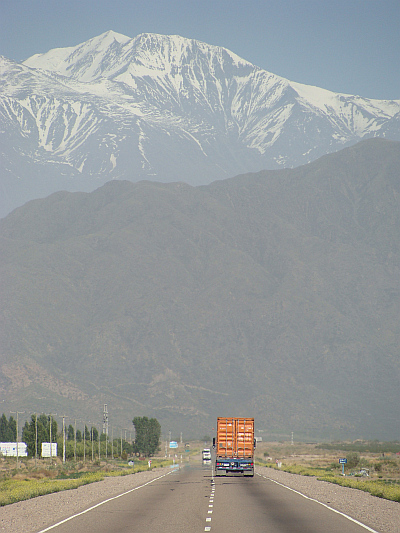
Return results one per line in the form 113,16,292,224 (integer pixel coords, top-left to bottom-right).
320,475,400,503
256,462,400,503
0,458,172,506
0,472,105,506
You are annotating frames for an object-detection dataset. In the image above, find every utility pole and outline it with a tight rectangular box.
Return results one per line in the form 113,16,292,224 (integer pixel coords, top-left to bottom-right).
35,413,38,467
103,405,109,461
103,404,108,436
10,411,24,468
62,416,66,463
74,419,77,461
91,427,94,462
49,414,53,461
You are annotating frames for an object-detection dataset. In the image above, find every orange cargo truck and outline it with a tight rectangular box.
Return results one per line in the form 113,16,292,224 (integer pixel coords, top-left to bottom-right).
213,417,255,477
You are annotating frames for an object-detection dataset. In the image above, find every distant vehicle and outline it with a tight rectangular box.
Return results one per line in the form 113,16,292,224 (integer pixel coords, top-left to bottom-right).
202,448,211,460
213,417,255,477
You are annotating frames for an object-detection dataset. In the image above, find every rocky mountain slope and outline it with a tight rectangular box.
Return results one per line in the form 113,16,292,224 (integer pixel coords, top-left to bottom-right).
0,138,399,439
1,31,399,217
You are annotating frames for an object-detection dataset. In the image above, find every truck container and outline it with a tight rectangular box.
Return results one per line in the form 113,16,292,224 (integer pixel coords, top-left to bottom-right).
213,417,255,476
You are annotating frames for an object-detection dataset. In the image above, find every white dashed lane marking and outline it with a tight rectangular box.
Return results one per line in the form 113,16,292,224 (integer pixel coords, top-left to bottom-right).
204,478,215,531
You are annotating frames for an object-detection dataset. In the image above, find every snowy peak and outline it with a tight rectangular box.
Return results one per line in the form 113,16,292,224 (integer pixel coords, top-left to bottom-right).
24,30,132,81
1,31,400,218
129,32,252,71
11,30,400,148
23,31,261,84
21,31,292,132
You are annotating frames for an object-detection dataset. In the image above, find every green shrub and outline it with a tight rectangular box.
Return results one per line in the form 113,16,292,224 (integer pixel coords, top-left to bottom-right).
346,452,360,469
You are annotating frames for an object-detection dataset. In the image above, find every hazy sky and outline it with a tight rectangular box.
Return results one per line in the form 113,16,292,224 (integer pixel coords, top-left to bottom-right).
1,0,399,100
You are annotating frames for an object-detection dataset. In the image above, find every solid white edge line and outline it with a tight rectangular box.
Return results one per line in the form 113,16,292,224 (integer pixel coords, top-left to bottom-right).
256,473,379,533
37,470,174,532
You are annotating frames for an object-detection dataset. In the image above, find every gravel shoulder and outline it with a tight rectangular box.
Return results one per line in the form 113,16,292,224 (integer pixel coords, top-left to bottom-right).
0,467,171,533
257,465,399,533
0,465,398,533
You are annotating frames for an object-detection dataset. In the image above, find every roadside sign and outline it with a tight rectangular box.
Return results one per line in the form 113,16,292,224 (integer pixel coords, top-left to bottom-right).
42,442,57,458
169,441,178,448
339,457,347,475
0,442,28,457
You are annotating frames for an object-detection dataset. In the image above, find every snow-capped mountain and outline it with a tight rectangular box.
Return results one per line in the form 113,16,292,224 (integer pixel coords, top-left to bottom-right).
1,30,399,217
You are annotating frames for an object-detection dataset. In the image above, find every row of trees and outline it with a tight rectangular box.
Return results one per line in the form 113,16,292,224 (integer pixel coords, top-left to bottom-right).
22,414,58,457
21,414,135,460
67,424,99,443
1,413,162,459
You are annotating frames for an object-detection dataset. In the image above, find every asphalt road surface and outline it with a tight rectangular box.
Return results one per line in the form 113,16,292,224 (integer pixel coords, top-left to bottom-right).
37,462,378,533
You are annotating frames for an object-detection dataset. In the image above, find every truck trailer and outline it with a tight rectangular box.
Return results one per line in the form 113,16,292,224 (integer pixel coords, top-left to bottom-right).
213,417,255,477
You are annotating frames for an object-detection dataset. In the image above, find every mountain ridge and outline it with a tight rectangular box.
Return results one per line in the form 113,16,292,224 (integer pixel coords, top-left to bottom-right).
1,31,399,218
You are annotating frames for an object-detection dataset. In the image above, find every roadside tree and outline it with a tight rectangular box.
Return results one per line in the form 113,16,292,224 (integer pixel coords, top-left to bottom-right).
132,416,161,457
0,414,16,441
91,427,98,442
67,424,74,441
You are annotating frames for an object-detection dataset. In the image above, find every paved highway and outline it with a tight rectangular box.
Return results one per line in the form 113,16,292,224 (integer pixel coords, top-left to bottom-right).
37,462,378,533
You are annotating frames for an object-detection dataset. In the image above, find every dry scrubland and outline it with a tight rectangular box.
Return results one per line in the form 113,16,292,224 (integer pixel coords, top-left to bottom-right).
255,441,400,480
254,441,400,502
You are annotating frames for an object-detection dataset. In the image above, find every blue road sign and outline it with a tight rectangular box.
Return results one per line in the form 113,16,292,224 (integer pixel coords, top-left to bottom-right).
339,457,347,474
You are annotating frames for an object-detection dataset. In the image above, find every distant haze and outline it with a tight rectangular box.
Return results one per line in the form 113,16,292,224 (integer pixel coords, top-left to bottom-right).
0,139,399,440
